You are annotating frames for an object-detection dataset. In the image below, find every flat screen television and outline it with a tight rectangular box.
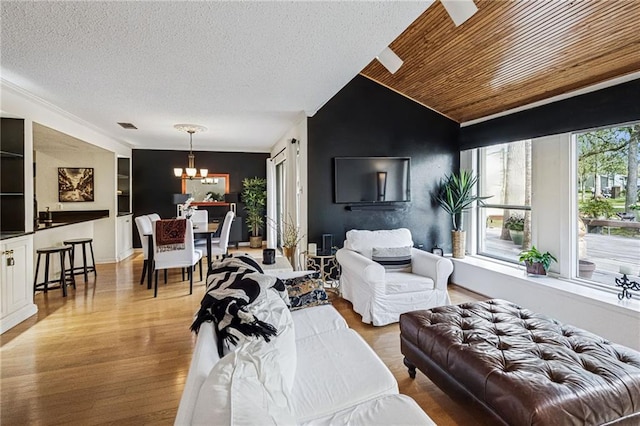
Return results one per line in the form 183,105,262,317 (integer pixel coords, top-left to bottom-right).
334,157,411,204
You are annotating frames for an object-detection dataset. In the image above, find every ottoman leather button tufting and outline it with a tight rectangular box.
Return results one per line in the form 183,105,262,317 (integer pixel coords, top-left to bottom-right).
400,299,640,426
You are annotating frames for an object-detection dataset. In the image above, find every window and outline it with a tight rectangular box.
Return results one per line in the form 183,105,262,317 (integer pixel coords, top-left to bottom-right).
477,140,532,263
575,123,640,287
275,159,286,248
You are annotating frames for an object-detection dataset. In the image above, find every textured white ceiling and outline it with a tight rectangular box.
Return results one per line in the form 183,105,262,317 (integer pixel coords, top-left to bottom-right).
1,1,433,152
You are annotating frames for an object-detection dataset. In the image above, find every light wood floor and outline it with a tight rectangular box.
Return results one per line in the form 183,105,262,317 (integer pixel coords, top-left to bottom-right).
1,250,493,425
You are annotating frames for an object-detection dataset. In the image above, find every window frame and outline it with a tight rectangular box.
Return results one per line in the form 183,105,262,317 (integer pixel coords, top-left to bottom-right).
475,141,532,264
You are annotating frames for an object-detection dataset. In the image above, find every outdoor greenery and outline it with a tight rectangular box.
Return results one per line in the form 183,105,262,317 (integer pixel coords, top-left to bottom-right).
242,177,267,237
577,124,639,212
504,215,525,231
579,197,615,218
518,246,557,272
435,170,491,231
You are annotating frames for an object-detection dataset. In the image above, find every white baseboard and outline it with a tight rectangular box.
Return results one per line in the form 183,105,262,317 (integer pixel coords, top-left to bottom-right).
1,303,38,334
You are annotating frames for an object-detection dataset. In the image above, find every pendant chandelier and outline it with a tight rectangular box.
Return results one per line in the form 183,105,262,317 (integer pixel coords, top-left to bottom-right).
173,124,208,178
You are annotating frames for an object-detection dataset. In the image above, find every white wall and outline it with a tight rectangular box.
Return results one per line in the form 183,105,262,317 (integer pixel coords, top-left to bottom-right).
35,150,117,262
36,150,115,212
1,81,131,157
1,80,131,262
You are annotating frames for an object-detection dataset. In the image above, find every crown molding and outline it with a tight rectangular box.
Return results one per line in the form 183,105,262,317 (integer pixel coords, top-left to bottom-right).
1,78,134,149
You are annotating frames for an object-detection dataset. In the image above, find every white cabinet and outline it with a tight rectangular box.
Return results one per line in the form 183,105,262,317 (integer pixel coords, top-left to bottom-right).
1,234,37,333
116,214,133,261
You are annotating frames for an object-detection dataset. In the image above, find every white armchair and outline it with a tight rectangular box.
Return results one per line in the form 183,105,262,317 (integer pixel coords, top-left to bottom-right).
336,228,453,326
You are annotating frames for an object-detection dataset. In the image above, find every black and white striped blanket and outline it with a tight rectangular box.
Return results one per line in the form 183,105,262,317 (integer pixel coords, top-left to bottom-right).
190,255,289,357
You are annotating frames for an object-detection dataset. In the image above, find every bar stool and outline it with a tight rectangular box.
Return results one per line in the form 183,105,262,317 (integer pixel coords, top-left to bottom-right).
33,246,75,297
63,238,97,282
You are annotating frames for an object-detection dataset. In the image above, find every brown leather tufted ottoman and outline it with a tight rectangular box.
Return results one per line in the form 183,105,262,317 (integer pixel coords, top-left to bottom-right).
400,299,640,425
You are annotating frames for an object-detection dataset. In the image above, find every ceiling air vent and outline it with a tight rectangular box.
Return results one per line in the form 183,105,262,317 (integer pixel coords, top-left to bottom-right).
117,122,138,129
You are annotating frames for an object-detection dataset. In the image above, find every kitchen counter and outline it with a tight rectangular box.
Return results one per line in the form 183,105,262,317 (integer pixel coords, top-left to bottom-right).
36,209,110,231
0,231,35,241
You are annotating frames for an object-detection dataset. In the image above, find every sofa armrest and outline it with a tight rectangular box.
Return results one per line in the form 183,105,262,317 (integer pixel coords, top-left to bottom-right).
336,248,386,290
410,249,453,291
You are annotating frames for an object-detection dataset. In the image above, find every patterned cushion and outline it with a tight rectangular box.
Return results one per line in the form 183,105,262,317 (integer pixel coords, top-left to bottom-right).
283,274,330,311
372,246,412,272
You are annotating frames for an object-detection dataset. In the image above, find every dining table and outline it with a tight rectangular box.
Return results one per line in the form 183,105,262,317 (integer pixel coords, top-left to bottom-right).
145,220,220,290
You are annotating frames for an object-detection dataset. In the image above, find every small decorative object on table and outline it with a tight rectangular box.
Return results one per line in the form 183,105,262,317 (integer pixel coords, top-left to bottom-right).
615,265,640,300
321,234,333,255
180,197,196,219
262,248,275,265
431,245,443,256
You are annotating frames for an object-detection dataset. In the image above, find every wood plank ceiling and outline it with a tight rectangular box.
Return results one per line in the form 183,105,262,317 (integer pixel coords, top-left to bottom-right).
361,0,640,123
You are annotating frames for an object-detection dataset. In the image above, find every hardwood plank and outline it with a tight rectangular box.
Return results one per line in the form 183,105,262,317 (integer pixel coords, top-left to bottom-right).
1,250,490,424
362,0,640,122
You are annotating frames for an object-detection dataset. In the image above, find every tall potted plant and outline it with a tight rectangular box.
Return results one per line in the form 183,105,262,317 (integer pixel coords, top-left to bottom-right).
435,170,490,258
242,177,267,248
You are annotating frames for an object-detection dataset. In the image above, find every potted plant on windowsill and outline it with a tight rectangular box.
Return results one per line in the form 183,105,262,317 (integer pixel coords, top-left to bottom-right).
518,245,557,276
504,215,525,247
242,177,267,248
435,170,491,259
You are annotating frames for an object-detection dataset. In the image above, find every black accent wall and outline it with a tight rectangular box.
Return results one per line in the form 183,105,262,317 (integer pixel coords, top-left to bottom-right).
460,79,640,149
307,75,460,251
132,149,268,248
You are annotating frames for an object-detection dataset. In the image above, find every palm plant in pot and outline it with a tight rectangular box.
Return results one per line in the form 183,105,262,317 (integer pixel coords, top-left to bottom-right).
435,170,490,258
518,245,557,276
242,177,267,248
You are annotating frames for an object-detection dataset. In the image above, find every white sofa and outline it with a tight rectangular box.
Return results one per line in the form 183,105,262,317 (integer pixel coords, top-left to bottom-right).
336,228,453,326
175,300,434,425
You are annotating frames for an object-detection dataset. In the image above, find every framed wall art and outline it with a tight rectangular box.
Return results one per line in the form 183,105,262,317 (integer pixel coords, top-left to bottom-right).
58,167,94,202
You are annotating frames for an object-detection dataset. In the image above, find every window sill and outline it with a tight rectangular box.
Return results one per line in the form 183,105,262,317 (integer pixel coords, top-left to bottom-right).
451,255,640,315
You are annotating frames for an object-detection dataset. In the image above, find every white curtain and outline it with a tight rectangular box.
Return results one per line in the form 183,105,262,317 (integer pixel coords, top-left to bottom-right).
266,158,277,248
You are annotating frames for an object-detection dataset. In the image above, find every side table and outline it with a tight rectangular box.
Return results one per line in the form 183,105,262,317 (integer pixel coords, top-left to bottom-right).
303,252,341,294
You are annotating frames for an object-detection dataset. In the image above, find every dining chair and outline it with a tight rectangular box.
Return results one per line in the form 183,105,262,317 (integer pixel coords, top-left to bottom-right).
134,215,153,285
188,210,209,253
148,213,161,222
151,218,203,298
209,211,235,260
187,209,208,223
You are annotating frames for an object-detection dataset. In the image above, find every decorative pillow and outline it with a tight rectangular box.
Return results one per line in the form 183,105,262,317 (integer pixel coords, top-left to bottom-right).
372,246,412,272
344,228,413,259
283,274,330,311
